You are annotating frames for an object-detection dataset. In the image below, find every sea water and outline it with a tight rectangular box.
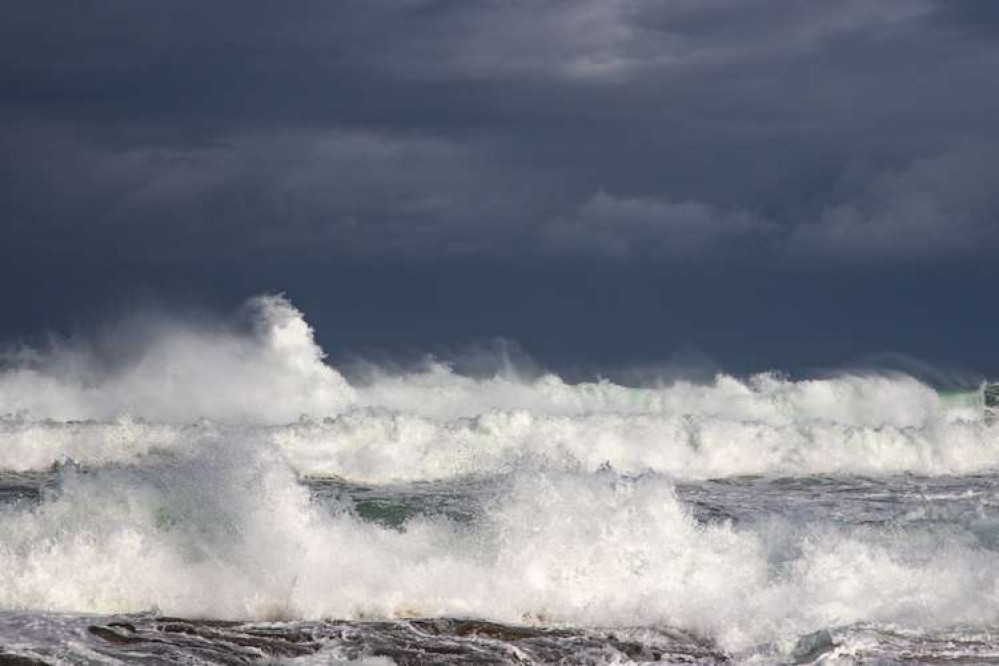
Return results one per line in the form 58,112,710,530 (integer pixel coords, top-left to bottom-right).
0,295,997,664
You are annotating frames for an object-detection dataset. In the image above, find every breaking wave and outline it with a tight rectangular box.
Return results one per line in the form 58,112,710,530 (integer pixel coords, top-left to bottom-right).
2,294,999,661
1,440,998,655
0,294,994,480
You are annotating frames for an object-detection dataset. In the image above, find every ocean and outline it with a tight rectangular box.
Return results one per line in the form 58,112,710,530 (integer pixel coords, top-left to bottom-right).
0,295,997,664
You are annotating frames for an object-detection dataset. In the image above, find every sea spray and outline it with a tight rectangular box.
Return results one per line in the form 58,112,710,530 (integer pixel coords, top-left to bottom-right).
2,442,999,655
2,295,999,662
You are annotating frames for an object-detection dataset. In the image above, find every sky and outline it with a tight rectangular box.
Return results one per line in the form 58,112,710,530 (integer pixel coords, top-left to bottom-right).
2,0,998,377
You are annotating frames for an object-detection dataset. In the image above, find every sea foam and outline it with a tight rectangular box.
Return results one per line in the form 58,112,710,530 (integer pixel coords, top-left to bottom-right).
0,294,993,480
2,294,999,659
1,439,998,654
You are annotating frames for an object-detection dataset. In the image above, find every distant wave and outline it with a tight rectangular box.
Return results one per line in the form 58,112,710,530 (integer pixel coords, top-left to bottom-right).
0,294,994,479
1,409,997,480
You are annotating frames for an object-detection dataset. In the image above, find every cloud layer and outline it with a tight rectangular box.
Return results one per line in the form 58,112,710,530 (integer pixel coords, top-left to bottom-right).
3,0,998,265
3,1,999,373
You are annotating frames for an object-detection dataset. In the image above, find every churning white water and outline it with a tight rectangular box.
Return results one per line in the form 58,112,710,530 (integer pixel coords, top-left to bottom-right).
0,294,996,664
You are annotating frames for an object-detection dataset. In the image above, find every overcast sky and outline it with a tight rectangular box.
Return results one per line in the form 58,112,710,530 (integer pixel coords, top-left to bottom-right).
2,0,998,376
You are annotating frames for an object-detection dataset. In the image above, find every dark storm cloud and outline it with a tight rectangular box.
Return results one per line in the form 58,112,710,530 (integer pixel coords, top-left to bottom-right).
3,0,999,265
788,145,999,261
5,0,999,379
539,191,776,260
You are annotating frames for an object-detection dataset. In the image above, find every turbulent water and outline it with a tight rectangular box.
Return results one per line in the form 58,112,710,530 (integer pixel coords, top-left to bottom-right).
1,295,998,664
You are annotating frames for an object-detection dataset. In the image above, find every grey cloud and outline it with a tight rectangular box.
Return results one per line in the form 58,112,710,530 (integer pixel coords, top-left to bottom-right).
539,191,774,260
364,0,938,83
788,147,999,261
2,0,999,267
4,123,998,265
540,146,999,263
1,124,558,259
4,0,999,374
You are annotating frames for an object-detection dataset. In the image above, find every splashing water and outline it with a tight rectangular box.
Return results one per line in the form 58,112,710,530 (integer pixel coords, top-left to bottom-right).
0,294,997,664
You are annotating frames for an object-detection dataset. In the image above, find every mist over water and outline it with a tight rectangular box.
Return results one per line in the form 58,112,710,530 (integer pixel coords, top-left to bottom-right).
1,294,998,663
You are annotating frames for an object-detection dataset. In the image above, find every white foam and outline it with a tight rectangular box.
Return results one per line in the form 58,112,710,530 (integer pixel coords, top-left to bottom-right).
0,293,970,427
273,408,999,481
0,295,355,423
2,407,996,480
3,294,998,660
353,364,950,426
0,415,194,472
1,442,999,655
0,294,993,480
